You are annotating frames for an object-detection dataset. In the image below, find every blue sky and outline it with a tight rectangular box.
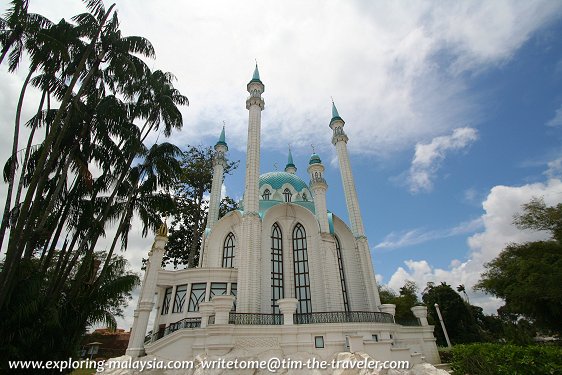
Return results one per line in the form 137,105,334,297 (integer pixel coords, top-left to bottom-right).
1,0,562,326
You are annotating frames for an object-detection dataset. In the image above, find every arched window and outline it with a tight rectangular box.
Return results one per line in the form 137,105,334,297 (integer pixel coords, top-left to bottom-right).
293,224,311,314
335,236,349,312
271,223,284,314
262,189,271,200
302,192,307,201
283,188,292,202
222,233,235,268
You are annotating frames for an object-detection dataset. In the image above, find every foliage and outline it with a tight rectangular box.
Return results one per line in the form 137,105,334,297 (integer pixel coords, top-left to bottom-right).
450,343,562,375
163,145,238,268
476,197,562,335
379,280,421,324
0,253,138,366
422,282,483,346
0,0,188,370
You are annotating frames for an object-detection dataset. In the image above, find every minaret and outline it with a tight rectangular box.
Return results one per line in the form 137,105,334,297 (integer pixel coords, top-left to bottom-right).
126,223,168,357
285,147,297,174
330,101,381,310
307,152,329,233
237,65,265,312
206,126,228,230
330,101,365,237
242,64,265,214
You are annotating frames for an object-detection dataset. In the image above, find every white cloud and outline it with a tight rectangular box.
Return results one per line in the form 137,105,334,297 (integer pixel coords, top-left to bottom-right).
2,0,557,159
386,177,562,313
407,127,478,193
376,217,483,249
545,157,562,179
546,104,562,127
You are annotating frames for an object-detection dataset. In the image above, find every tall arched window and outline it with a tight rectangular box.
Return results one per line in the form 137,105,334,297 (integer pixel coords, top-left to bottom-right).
283,188,292,202
271,223,284,314
262,189,271,200
222,233,235,268
293,224,311,314
335,236,349,312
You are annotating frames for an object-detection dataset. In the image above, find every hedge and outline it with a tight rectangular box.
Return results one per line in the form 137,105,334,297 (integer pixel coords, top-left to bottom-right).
450,343,562,375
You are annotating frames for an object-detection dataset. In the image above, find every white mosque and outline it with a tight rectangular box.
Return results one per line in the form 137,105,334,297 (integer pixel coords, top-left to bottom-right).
125,66,440,364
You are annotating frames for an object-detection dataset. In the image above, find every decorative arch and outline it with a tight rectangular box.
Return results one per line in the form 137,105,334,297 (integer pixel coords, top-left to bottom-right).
293,223,311,314
262,189,271,200
335,235,349,311
283,188,292,202
222,232,235,268
271,223,284,314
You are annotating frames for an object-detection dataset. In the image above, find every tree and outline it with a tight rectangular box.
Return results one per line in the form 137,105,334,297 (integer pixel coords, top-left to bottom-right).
379,281,421,324
476,197,562,335
163,146,238,268
422,282,483,346
0,0,188,368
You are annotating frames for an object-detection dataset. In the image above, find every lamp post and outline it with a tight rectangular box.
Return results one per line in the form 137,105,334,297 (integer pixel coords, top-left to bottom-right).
434,303,452,348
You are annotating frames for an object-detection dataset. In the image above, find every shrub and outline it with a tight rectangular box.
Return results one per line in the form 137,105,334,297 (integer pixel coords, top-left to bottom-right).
450,343,562,375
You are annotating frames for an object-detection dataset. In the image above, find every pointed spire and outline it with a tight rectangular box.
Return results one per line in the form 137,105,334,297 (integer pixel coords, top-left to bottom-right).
250,63,262,82
331,99,341,119
285,146,297,173
215,125,228,150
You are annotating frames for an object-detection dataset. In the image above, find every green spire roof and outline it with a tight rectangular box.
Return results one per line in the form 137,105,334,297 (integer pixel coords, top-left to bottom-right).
250,63,261,82
332,101,340,118
330,100,344,126
286,148,295,168
215,126,228,148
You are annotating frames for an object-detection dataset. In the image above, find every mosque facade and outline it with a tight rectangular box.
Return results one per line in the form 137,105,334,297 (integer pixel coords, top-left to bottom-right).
125,66,439,365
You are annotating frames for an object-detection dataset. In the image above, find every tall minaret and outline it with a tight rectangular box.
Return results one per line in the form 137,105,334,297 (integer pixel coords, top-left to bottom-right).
330,101,381,310
126,223,168,357
330,101,365,237
242,64,265,214
285,147,297,174
206,126,228,230
307,152,329,233
237,65,265,312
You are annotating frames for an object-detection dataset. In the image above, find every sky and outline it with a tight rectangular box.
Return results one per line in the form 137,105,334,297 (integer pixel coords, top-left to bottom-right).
1,0,562,329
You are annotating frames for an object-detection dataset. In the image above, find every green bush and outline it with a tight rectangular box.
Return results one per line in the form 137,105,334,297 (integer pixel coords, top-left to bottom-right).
450,343,562,375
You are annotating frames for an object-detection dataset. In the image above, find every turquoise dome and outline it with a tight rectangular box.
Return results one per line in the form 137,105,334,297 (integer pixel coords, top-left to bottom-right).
259,171,308,192
309,153,321,165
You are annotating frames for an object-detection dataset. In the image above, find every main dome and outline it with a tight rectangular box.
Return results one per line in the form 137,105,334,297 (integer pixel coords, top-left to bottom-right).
259,171,308,192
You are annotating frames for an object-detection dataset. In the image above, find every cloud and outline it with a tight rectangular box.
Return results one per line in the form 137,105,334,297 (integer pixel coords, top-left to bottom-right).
376,218,483,250
386,177,562,313
3,0,558,159
547,104,562,127
407,127,478,193
545,157,562,179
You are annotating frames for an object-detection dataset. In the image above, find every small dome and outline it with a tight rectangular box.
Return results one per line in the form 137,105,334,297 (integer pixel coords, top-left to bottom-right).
259,171,308,192
309,153,321,165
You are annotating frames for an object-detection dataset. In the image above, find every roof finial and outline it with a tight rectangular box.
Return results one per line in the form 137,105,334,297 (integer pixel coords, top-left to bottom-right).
273,162,278,171
311,144,316,153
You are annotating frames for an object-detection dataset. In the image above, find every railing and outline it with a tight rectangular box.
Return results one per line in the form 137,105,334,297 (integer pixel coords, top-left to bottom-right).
144,331,153,344
229,313,283,325
293,311,394,324
148,318,201,343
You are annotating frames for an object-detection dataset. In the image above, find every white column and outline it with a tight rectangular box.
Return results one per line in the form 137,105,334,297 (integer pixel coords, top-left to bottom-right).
237,74,265,313
277,298,298,325
333,138,365,237
207,145,228,230
126,228,168,357
308,161,330,233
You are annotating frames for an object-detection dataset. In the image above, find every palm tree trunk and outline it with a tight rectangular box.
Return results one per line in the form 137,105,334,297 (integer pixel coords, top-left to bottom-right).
0,69,34,252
